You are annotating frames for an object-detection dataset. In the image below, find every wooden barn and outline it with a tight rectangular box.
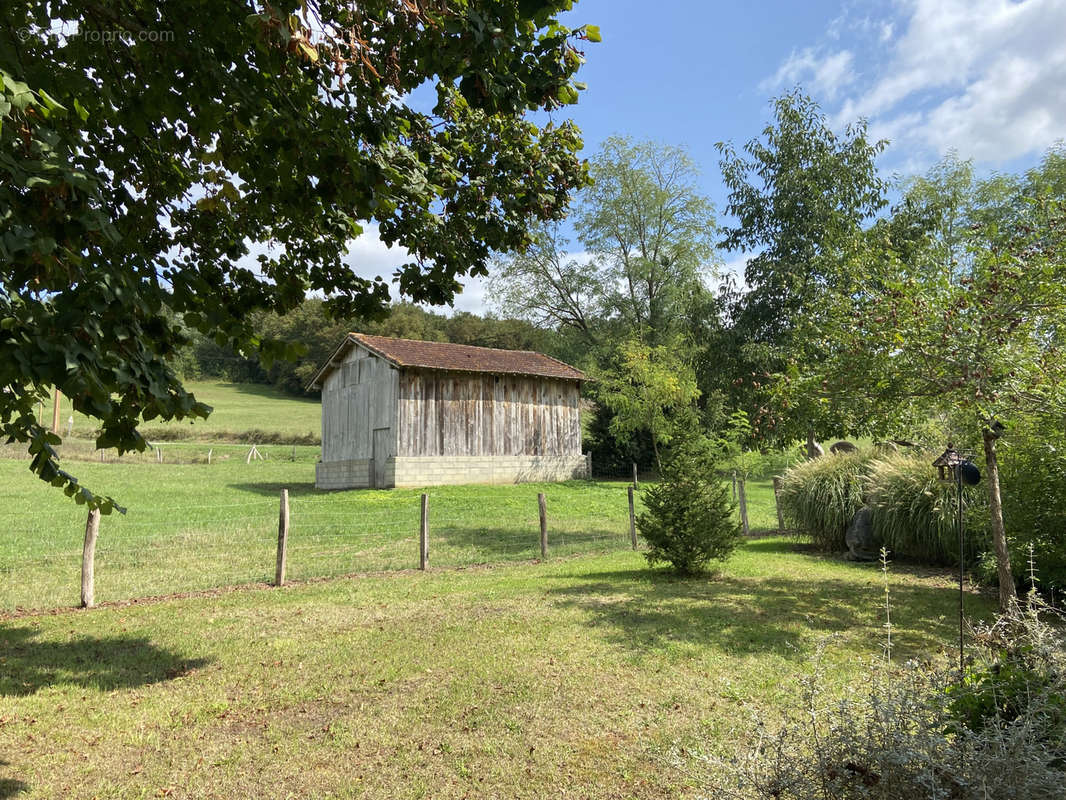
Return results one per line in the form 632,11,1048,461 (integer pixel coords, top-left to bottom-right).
308,333,590,489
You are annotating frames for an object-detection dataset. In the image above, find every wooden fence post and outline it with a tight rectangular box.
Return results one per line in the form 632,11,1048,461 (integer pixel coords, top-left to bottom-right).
275,488,289,586
81,507,101,608
632,462,638,489
731,470,737,501
420,493,429,570
538,492,548,558
207,448,213,465
52,388,61,435
738,476,750,536
772,476,785,535
628,486,638,550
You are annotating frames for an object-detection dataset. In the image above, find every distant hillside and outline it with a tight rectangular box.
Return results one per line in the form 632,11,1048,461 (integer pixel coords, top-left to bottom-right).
59,381,321,445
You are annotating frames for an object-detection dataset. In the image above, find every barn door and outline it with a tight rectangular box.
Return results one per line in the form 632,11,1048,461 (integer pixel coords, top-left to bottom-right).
372,428,390,488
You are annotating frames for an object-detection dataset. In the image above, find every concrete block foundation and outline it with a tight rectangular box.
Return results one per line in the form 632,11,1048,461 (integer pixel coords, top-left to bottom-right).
315,454,590,490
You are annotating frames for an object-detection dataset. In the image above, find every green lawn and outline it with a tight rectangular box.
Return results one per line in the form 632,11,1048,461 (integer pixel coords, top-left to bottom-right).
51,381,322,444
0,541,991,799
0,453,789,613
0,402,993,797
0,457,655,611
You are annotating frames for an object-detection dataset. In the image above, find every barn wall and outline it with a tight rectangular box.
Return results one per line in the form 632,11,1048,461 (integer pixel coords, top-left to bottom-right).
315,458,372,490
319,345,398,468
395,371,581,458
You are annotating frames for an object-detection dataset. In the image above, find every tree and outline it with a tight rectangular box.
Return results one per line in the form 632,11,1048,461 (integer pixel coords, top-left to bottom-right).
596,338,699,469
718,91,888,341
579,137,719,343
716,92,888,449
488,223,604,338
819,194,1066,610
1,1,595,509
637,429,741,575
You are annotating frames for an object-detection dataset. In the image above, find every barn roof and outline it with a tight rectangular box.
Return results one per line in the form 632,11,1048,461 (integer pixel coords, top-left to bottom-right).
307,333,587,389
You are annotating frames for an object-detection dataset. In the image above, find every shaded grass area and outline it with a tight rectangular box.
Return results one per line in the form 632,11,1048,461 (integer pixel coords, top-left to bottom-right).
0,543,993,799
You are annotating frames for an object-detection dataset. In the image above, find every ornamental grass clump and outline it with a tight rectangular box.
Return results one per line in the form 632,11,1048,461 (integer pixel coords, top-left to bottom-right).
865,452,986,565
777,451,872,551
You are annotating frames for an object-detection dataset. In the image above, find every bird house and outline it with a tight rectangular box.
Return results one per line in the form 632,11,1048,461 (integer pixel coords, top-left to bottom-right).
932,444,963,482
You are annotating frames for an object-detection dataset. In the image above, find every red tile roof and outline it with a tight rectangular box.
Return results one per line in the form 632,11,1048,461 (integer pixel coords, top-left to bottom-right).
308,333,587,388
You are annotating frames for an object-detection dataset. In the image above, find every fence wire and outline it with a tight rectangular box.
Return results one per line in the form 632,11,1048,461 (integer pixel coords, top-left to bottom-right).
0,484,642,612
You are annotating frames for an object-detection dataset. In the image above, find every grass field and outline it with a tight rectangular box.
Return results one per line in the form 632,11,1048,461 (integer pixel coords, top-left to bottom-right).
0,384,997,797
0,541,992,799
49,381,322,444
0,457,658,611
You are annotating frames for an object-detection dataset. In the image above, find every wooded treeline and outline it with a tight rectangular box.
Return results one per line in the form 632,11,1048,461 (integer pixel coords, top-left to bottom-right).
180,94,1066,493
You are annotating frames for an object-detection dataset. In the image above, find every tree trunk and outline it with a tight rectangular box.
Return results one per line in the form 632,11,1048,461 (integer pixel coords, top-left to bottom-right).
983,428,1017,611
806,429,822,460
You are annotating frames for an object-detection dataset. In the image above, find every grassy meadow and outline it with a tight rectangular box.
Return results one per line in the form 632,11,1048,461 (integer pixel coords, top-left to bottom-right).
0,382,996,798
47,381,322,444
0,540,990,799
0,457,644,611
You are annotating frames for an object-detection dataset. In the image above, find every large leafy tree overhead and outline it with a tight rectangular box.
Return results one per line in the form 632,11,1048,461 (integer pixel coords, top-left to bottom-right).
1,1,595,510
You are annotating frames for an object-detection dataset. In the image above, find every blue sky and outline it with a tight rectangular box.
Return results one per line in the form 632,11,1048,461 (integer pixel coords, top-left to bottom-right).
350,0,1066,312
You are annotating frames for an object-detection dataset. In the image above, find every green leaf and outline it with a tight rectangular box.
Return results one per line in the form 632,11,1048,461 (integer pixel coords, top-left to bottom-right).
36,90,67,117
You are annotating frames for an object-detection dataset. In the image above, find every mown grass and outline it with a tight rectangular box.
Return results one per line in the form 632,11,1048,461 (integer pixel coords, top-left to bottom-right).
0,392,990,797
0,541,993,799
0,450,783,613
0,458,649,612
49,380,322,444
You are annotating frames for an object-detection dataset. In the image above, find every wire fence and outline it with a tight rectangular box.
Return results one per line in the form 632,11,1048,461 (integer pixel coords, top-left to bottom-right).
0,484,642,613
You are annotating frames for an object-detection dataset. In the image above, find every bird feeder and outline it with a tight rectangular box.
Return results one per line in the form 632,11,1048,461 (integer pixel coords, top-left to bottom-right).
932,441,981,676
932,444,963,482
932,444,982,486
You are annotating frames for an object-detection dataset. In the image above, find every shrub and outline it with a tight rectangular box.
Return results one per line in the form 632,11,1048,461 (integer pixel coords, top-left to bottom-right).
710,599,1066,799
777,451,872,551
866,452,986,565
998,416,1066,593
947,596,1066,744
637,437,741,575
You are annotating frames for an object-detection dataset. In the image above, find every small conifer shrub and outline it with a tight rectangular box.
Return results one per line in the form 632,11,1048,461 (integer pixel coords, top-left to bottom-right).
637,437,742,575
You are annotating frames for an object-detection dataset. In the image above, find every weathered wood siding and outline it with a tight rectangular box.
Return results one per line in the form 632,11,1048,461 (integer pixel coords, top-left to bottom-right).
396,371,581,457
320,348,398,463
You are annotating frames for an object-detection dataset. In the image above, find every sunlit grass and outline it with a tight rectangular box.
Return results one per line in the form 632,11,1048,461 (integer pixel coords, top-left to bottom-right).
0,539,992,799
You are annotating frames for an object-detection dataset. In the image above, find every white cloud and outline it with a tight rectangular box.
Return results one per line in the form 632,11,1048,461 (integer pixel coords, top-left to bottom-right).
344,223,490,315
761,47,857,100
343,222,409,282
766,0,1066,167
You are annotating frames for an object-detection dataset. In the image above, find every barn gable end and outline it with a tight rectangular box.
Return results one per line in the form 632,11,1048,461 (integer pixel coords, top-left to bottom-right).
310,334,589,489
